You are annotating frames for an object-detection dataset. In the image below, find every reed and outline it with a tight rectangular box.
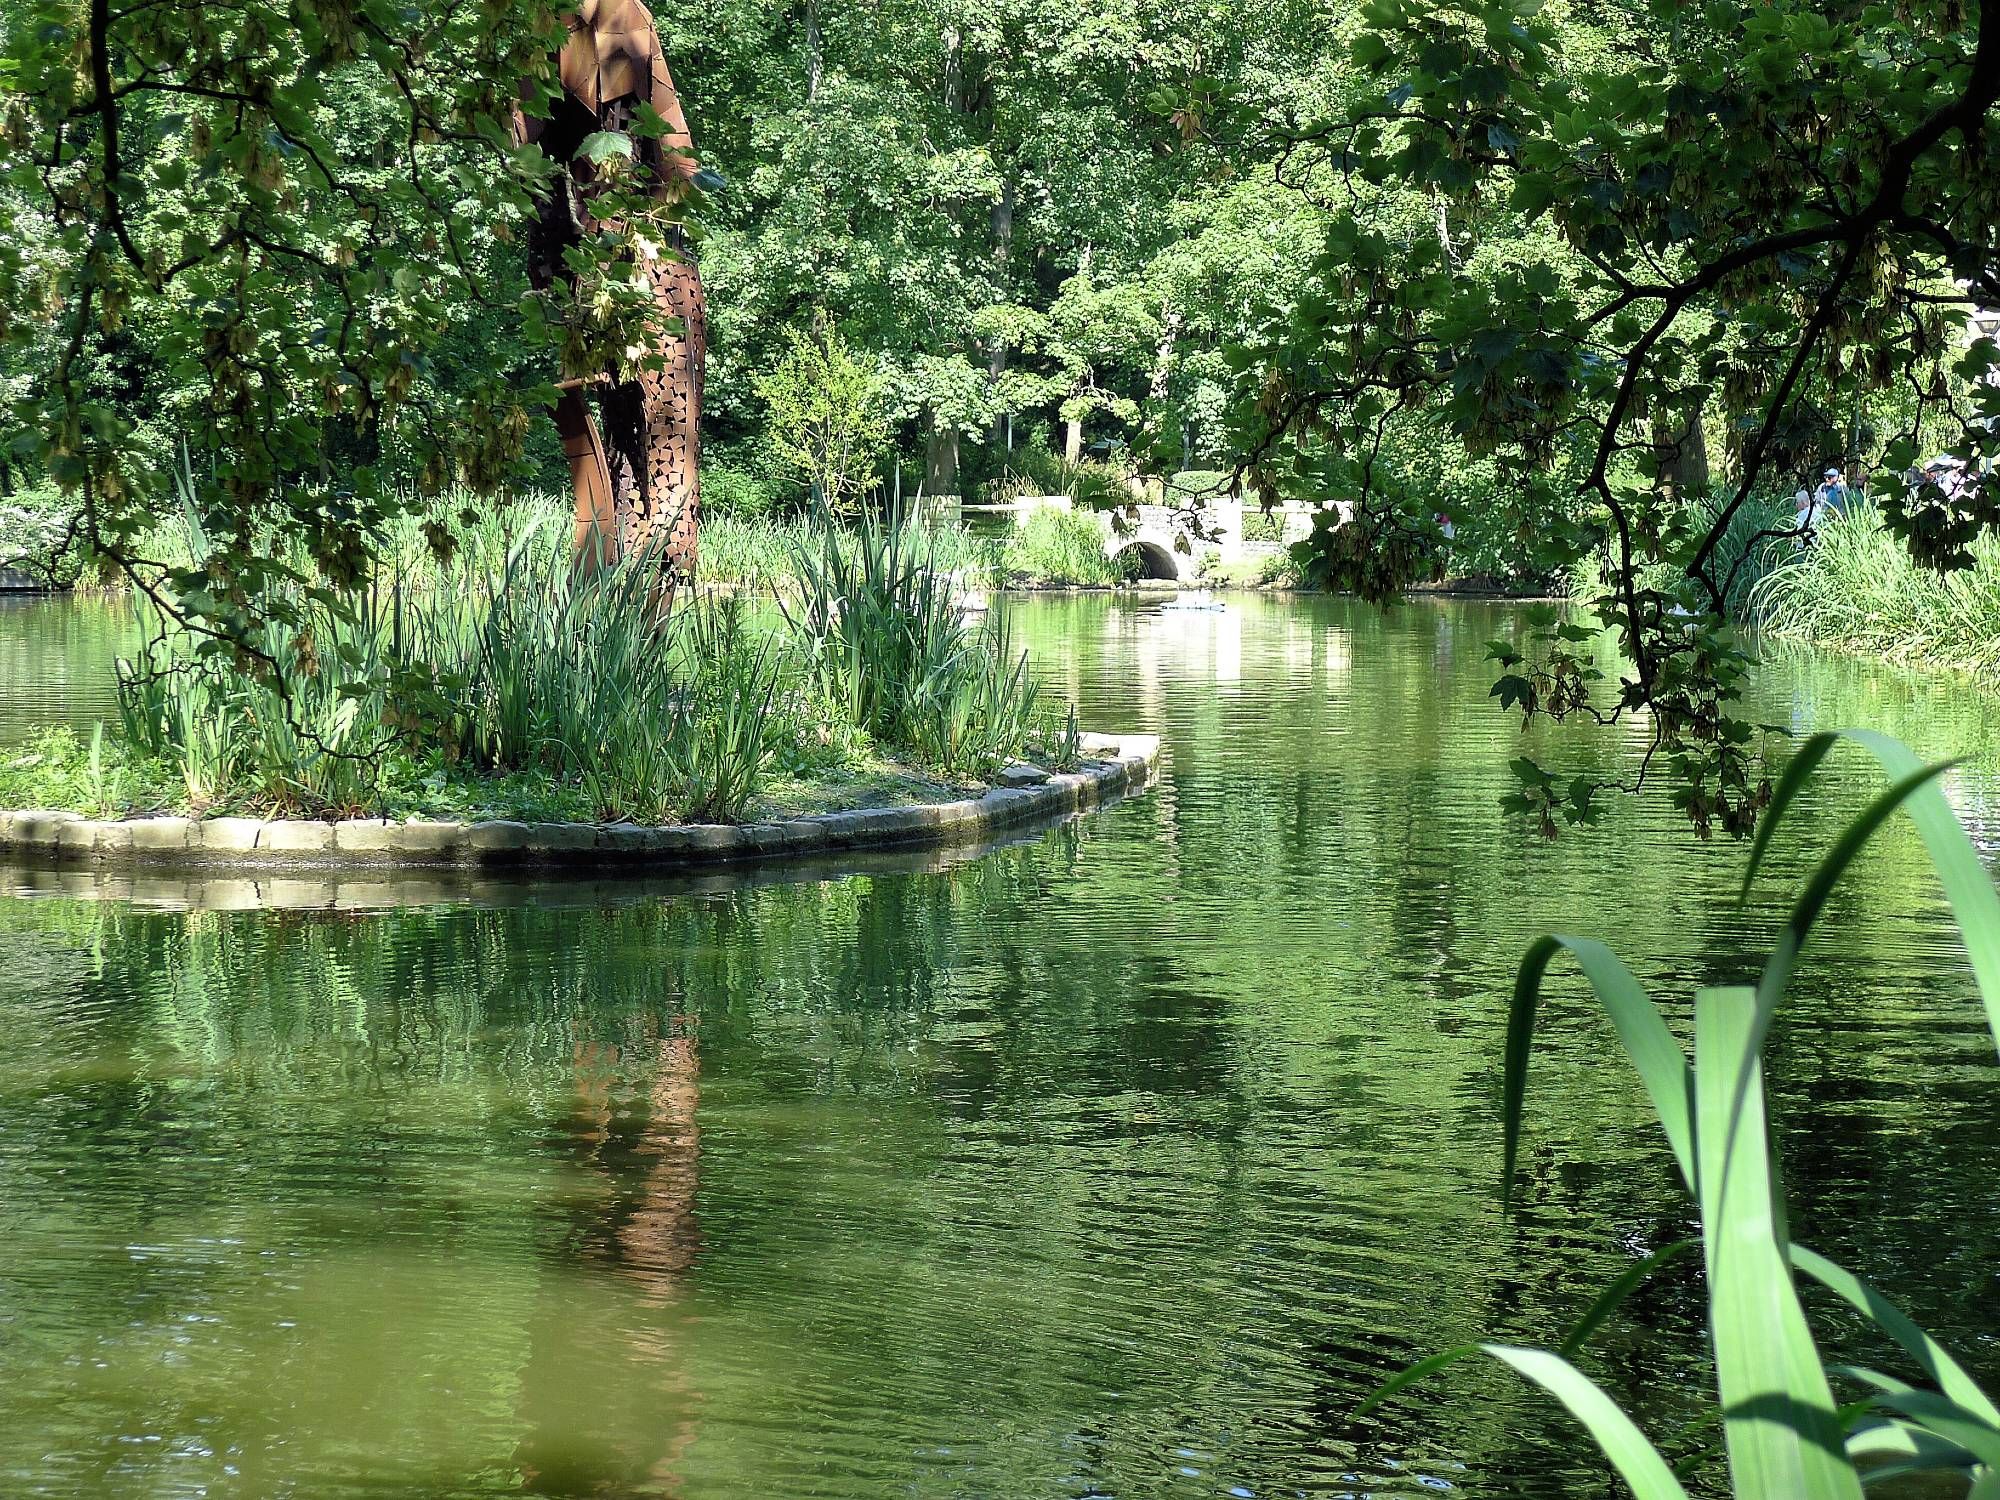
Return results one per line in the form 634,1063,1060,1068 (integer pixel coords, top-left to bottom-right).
115,515,784,822
1364,731,2000,1498
1753,503,2000,672
699,508,1003,589
782,508,1044,776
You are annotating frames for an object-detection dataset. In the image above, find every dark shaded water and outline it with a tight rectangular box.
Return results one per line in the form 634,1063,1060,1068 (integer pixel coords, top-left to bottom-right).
1,591,1998,1498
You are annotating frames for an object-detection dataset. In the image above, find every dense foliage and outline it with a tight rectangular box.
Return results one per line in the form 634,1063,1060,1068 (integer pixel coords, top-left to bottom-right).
1232,0,2000,834
6,0,1998,837
0,0,623,645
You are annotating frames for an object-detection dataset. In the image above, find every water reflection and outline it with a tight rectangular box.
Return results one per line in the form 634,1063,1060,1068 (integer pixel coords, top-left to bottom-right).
517,1025,701,1497
0,593,1996,1498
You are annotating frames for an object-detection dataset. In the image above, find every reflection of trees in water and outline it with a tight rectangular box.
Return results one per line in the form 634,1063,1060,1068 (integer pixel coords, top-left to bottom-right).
12,590,2000,1498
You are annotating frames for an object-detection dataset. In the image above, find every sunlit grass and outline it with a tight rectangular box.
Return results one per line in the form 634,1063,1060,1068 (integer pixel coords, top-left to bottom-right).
1753,504,2000,673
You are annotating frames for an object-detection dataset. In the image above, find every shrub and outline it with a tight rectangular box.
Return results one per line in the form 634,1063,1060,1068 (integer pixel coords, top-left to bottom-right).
991,454,1133,513
1239,509,1284,544
701,462,780,519
1163,469,1233,506
756,321,890,516
0,486,84,586
1002,506,1126,585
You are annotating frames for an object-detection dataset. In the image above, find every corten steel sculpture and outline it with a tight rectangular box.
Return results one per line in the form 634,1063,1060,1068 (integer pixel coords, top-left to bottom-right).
521,1,706,583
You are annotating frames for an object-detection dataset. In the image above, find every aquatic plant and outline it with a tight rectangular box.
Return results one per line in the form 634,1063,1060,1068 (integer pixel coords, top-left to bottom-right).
1754,503,2000,673
116,580,400,813
783,507,1043,776
694,508,1001,590
115,515,784,821
1000,505,1130,586
1363,730,2000,1497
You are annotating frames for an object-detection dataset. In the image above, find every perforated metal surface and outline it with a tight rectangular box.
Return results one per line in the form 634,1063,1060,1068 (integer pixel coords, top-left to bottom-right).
522,1,705,585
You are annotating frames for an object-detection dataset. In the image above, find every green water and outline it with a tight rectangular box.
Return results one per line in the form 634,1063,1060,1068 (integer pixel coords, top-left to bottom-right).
2,592,1999,1499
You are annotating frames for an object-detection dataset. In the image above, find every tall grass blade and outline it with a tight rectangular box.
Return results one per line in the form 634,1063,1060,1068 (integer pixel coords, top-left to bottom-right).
1755,759,1954,1020
1506,935,1694,1200
1693,985,1862,1500
1350,1343,1483,1419
1789,1245,2000,1424
1742,728,2000,1057
1479,1345,1691,1500
1557,1239,1698,1358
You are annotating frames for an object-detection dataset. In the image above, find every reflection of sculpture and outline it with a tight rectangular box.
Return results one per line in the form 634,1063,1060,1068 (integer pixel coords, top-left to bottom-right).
515,1023,702,1493
521,1,705,583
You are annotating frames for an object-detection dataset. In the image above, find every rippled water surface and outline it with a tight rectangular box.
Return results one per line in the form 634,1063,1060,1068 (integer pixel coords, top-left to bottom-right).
3,591,1999,1499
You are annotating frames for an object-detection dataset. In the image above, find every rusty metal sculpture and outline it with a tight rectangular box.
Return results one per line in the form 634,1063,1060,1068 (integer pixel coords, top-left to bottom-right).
520,1,705,583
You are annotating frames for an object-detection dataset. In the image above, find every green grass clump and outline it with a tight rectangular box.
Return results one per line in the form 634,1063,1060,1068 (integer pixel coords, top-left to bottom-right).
78,502,1061,823
116,523,789,824
1753,503,2000,672
699,509,1002,589
783,510,1042,776
0,726,180,817
1000,506,1131,586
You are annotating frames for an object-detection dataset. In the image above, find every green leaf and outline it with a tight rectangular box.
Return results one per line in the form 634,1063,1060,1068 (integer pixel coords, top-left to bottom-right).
1350,32,1392,68
1845,1415,1979,1480
1793,1246,2000,1425
1842,1379,2000,1471
1492,673,1535,711
1481,1345,1690,1499
1693,986,1862,1500
1505,936,1693,1201
576,130,633,165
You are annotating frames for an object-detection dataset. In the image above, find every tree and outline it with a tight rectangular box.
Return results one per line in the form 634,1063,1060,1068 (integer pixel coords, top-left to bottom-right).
0,0,605,650
755,319,888,514
667,0,1342,491
1231,0,2000,837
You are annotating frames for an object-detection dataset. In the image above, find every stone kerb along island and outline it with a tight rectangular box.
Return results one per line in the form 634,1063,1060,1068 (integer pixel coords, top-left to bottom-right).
0,735,1161,873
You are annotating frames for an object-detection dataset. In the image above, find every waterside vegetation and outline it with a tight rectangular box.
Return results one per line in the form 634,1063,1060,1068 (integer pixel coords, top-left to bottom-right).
1370,732,2000,1497
1755,507,2000,677
3,507,1074,827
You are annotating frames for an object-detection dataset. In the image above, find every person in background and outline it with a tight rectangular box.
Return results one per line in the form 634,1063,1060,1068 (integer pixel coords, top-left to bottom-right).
1814,466,1851,518
1922,456,1964,501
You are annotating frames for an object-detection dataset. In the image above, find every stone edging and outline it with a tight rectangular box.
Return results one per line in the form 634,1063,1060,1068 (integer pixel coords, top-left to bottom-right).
0,733,1160,872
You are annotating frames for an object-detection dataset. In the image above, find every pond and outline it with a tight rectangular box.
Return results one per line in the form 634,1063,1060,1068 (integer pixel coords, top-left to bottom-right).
1,589,1997,1499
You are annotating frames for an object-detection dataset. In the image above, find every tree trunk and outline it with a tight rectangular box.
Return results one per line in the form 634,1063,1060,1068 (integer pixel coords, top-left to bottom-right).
1064,416,1083,465
1652,402,1710,502
985,177,1014,451
804,0,822,102
1147,304,1182,471
924,419,960,499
